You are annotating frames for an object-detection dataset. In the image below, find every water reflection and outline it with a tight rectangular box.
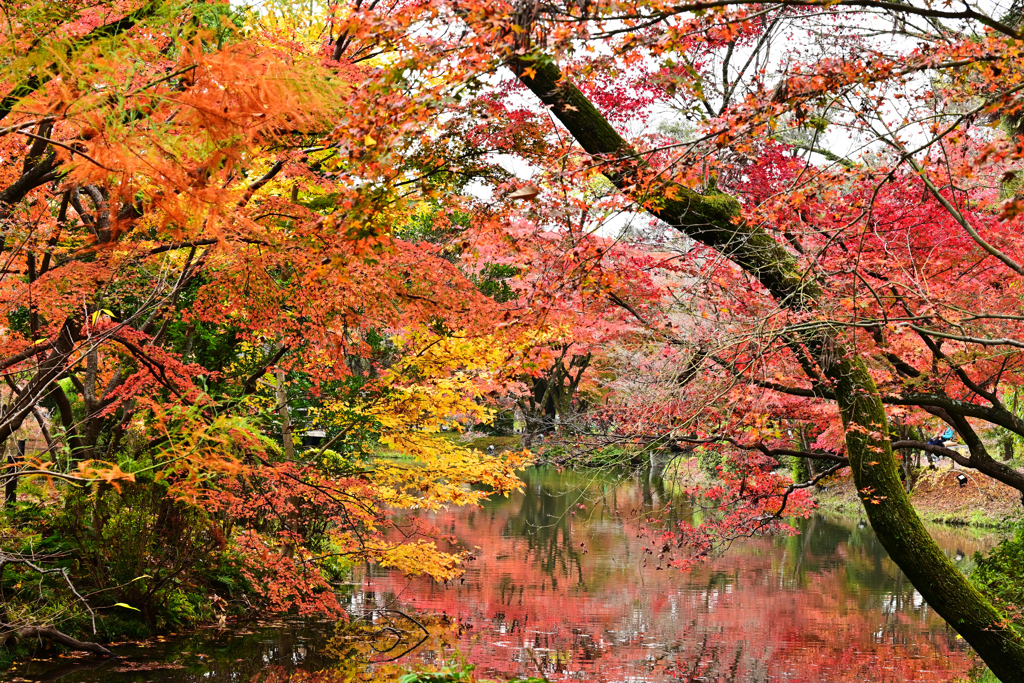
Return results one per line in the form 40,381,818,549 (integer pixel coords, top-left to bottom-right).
8,466,994,682
7,621,341,683
359,466,990,682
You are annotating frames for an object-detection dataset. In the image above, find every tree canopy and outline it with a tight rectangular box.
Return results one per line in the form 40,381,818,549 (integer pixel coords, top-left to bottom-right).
4,0,1024,680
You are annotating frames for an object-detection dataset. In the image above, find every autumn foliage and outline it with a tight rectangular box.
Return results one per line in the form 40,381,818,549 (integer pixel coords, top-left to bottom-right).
5,0,1024,677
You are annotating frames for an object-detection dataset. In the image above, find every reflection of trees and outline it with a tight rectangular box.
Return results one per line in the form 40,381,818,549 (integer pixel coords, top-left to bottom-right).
496,466,667,588
502,468,585,586
658,635,753,683
14,466,987,683
355,466,980,682
780,515,882,584
777,515,943,635
11,620,342,683
498,467,694,588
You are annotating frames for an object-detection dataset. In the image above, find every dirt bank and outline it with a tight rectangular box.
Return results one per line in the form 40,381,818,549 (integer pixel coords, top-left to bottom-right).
815,463,1024,528
660,455,1023,529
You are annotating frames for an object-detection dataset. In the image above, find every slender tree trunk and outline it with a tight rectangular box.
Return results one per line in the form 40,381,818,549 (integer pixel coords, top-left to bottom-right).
274,364,300,558
3,446,14,508
0,402,7,507
276,368,294,460
511,55,1024,680
4,439,24,507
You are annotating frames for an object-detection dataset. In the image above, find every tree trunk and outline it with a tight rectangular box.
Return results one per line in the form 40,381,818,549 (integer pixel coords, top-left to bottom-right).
0,403,7,506
829,357,1023,678
4,439,23,508
0,624,115,656
276,368,294,460
511,55,1024,680
274,365,301,558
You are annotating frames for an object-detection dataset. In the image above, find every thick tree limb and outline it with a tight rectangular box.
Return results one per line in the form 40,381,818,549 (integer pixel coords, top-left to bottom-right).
669,435,849,464
745,373,1024,439
511,56,818,309
511,53,1024,678
893,440,1024,503
238,160,285,208
0,341,53,372
0,152,57,215
241,345,290,396
596,0,1023,40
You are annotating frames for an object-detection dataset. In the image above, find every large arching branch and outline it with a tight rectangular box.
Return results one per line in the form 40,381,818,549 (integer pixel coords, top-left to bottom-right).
509,52,1024,679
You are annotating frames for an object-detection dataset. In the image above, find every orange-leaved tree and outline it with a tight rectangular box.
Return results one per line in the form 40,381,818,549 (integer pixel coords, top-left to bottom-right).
0,0,546,647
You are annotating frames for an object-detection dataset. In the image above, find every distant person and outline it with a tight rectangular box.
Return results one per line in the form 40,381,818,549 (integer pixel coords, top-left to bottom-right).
926,430,950,469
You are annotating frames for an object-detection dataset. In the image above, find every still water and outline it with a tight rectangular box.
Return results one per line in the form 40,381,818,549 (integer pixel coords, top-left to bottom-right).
8,466,995,682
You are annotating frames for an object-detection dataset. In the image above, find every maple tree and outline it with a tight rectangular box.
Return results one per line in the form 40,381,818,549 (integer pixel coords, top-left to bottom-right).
6,0,1024,679
322,0,1024,679
0,0,546,652
445,4,1024,679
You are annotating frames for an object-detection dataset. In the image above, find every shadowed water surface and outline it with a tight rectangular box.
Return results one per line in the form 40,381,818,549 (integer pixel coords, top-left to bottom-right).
8,466,995,682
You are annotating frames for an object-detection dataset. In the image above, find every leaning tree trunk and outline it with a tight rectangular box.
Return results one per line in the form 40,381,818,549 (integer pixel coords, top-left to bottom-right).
510,55,1024,680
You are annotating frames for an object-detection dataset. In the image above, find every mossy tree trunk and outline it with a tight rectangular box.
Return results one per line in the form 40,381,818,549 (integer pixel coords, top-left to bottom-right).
792,426,811,484
511,55,1024,680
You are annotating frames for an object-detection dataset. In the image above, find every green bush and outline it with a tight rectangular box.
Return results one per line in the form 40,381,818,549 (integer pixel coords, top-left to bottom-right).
590,444,635,466
472,409,515,435
57,480,230,633
696,446,723,480
161,589,213,630
971,521,1024,633
790,455,810,484
539,444,568,460
312,448,351,476
398,663,545,683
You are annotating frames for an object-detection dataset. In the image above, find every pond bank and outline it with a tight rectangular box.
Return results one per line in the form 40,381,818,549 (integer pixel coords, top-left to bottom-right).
660,452,1023,529
812,463,1023,529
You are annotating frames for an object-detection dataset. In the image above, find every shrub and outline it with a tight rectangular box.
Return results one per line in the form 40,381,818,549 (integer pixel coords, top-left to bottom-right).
971,521,1024,633
790,456,810,484
696,446,723,480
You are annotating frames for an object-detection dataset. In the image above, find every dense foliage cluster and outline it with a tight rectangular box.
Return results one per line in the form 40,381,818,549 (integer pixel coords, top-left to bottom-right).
4,0,1024,679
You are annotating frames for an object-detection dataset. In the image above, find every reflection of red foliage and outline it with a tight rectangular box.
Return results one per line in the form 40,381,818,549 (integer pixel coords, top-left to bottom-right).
355,472,973,682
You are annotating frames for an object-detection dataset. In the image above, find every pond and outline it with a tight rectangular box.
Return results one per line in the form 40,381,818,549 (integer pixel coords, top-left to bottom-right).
8,466,995,683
